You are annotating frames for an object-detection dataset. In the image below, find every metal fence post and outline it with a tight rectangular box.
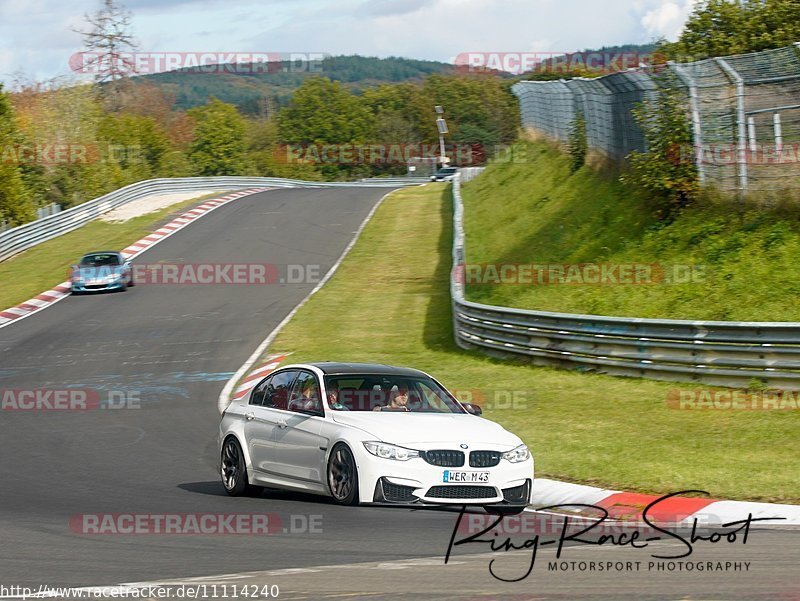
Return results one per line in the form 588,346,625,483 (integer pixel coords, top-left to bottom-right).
773,112,783,153
670,62,705,184
715,57,748,197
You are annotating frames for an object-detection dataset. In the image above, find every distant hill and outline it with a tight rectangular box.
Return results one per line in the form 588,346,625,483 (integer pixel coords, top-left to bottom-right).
129,55,458,115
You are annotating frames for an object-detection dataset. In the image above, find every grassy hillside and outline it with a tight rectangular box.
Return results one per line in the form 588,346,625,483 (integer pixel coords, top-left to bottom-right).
461,141,800,321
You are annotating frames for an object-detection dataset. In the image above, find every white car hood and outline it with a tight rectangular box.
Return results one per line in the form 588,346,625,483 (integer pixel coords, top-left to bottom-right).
330,412,521,447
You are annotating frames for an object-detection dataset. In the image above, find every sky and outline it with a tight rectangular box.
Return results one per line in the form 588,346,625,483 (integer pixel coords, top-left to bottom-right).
0,0,698,86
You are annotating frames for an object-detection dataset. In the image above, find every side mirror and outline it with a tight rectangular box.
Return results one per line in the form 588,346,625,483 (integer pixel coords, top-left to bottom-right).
462,402,483,415
70,264,78,270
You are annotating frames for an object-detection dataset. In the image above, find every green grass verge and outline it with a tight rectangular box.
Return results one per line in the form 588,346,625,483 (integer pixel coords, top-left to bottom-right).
462,141,800,321
0,192,226,309
267,183,800,503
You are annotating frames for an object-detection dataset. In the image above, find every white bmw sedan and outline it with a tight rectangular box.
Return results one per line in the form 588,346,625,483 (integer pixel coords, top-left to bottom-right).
219,362,534,514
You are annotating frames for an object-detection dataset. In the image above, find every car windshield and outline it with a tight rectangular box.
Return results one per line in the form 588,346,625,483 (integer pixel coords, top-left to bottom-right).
324,374,466,413
80,254,121,267
437,168,457,174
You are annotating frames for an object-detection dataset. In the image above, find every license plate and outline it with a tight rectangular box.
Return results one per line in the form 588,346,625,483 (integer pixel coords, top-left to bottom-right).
443,470,490,483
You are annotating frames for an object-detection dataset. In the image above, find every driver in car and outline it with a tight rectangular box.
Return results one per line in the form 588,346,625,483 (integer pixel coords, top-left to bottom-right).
373,386,410,411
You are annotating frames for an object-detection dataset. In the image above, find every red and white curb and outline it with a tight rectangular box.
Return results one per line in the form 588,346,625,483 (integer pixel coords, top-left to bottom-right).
531,478,800,525
0,188,269,330
230,353,289,403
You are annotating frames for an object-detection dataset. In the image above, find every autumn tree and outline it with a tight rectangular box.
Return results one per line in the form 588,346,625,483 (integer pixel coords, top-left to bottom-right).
188,99,251,176
0,85,34,225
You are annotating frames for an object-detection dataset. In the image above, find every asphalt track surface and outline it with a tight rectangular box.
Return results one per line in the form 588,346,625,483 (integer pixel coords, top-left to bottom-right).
0,187,797,600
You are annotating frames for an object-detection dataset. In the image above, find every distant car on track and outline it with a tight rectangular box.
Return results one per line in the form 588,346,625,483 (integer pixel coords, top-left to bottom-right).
429,166,459,182
70,251,134,294
219,362,534,514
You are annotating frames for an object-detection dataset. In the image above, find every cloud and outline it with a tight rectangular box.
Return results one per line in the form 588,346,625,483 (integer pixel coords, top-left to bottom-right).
358,0,429,17
246,0,663,63
641,0,696,40
0,0,697,84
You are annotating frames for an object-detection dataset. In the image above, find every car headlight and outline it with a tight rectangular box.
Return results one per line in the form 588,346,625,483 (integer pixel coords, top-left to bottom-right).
363,441,419,461
107,273,122,281
502,444,530,463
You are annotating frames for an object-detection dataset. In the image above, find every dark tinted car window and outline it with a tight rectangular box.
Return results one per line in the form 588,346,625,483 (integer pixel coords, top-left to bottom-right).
250,375,271,406
288,371,322,414
80,254,121,267
290,371,320,403
264,370,299,410
323,374,465,413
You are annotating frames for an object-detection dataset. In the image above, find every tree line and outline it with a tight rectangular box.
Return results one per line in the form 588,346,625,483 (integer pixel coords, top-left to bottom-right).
0,72,519,226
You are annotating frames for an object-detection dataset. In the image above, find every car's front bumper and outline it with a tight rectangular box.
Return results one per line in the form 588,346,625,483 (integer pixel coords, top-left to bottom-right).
71,280,126,293
354,445,534,507
372,476,532,508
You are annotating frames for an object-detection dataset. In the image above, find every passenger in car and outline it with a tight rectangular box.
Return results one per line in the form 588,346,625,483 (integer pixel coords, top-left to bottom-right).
326,383,349,411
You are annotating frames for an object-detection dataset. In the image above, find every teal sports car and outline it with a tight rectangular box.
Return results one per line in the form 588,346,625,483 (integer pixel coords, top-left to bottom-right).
70,251,135,294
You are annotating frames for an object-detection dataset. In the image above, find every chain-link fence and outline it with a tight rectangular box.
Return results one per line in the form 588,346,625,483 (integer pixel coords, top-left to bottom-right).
512,43,800,196
512,72,656,161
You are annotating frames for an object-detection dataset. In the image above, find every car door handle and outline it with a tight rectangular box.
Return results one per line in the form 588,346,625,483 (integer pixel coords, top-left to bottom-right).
245,412,255,421
275,419,288,428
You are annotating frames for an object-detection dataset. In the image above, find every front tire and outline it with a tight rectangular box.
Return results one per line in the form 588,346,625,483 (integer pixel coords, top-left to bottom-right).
221,437,258,496
327,444,359,505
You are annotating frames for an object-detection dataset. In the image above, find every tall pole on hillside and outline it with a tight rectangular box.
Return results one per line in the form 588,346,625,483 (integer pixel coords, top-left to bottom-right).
435,105,449,169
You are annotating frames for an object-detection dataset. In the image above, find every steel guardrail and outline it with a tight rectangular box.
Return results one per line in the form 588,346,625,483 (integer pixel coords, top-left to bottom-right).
0,176,418,263
451,173,800,389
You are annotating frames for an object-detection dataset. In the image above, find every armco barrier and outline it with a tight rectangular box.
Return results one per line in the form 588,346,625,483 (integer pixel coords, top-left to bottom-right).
0,176,420,263
451,173,800,389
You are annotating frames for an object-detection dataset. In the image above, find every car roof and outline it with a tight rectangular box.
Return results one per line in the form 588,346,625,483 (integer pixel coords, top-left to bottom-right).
303,362,429,377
